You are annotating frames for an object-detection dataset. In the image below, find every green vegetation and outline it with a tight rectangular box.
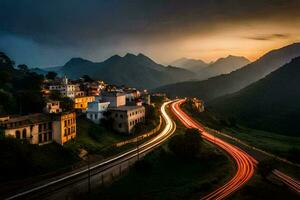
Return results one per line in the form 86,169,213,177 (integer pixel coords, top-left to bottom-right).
169,128,203,159
45,71,57,80
86,125,233,200
0,52,45,115
133,104,160,134
0,136,78,182
209,56,300,137
183,102,300,164
65,117,127,157
256,159,276,179
229,174,299,200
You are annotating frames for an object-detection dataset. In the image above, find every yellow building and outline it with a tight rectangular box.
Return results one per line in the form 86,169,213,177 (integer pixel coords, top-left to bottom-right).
53,112,76,145
0,112,76,145
74,96,95,111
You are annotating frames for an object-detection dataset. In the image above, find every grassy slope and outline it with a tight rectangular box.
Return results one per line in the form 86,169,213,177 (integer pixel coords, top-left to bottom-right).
86,115,233,200
182,103,300,199
0,137,79,183
229,174,299,200
182,103,300,163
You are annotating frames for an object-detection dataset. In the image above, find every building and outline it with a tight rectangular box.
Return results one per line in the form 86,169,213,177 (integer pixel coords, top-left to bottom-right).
83,81,106,96
44,101,62,113
86,100,110,124
101,92,126,108
140,94,151,105
52,112,76,145
109,106,145,134
49,75,82,99
0,112,76,145
74,96,95,111
0,115,10,124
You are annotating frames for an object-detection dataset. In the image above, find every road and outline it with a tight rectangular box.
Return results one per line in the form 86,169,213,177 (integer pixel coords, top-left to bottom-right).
171,99,256,200
171,99,300,199
5,100,177,200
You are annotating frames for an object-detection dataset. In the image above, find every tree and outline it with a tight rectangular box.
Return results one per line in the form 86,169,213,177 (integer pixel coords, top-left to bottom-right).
257,159,275,179
49,90,63,101
60,97,74,112
0,52,14,68
17,64,29,72
46,71,57,80
169,128,203,159
82,75,94,82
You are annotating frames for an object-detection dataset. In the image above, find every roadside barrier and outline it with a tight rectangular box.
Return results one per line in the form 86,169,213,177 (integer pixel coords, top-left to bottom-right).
114,116,162,147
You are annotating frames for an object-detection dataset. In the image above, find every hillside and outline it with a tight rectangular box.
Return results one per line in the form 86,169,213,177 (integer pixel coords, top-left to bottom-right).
198,55,250,80
43,53,195,89
209,57,300,136
0,52,45,115
156,43,300,101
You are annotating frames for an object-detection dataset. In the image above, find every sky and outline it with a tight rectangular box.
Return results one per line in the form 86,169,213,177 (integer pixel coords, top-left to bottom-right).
0,0,300,67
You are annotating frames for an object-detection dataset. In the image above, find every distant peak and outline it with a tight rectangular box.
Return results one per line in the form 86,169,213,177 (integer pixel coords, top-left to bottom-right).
124,53,136,58
137,53,147,58
105,54,122,62
65,57,91,66
109,54,122,59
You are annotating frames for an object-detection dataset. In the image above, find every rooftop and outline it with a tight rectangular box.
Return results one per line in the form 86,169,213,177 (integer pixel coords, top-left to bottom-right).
109,106,144,111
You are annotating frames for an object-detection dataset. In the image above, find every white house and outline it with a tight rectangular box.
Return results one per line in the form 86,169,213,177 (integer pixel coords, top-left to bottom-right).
101,92,126,108
86,101,110,124
49,75,80,99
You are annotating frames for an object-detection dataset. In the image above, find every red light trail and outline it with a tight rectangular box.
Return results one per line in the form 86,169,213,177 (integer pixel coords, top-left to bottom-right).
170,99,300,199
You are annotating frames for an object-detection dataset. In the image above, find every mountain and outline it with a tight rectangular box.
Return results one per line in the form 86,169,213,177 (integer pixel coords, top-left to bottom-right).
45,53,195,89
30,67,48,75
156,43,300,101
171,58,208,72
198,55,250,79
209,57,300,136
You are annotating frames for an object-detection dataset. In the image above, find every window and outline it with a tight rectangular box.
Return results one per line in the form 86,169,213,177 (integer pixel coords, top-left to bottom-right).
44,133,47,142
38,134,42,143
43,123,47,130
64,120,67,127
118,123,122,128
38,124,42,132
68,128,71,135
64,128,67,136
48,122,52,129
48,132,52,141
120,114,123,119
115,113,118,117
22,129,27,139
15,130,21,139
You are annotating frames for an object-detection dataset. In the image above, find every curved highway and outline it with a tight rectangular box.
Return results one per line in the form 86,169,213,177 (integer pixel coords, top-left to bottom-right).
5,100,177,200
171,99,256,200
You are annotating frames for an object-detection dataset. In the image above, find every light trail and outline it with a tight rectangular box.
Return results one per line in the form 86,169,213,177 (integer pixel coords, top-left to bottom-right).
5,100,177,200
171,99,300,199
171,99,256,199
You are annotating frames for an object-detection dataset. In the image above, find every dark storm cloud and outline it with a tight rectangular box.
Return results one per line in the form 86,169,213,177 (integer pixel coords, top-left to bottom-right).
244,34,291,41
0,0,299,46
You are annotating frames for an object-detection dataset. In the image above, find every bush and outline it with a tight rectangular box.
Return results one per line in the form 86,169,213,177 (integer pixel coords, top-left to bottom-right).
134,159,152,173
257,159,275,179
286,148,300,164
169,128,202,159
